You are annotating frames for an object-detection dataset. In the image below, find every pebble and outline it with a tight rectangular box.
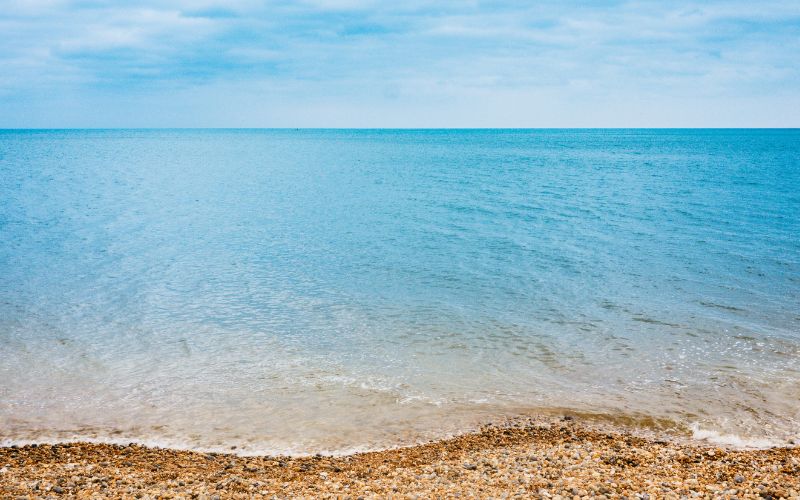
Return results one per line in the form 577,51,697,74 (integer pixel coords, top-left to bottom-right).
0,417,798,498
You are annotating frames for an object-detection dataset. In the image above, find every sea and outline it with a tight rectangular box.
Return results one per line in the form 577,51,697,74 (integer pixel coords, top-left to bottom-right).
1,129,798,454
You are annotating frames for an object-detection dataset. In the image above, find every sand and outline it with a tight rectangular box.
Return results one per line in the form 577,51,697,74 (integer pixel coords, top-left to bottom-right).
1,417,798,499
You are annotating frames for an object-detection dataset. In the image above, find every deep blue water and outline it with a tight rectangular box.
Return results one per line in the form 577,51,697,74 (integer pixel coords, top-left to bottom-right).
1,129,798,453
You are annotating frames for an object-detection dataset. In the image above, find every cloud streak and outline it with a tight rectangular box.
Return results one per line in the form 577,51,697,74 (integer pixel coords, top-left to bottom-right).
1,0,798,126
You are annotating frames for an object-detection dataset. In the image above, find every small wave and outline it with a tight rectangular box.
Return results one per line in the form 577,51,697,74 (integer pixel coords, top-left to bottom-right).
689,423,783,449
698,301,745,313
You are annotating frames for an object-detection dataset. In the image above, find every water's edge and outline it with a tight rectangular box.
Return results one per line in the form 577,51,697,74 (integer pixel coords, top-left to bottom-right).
2,408,791,457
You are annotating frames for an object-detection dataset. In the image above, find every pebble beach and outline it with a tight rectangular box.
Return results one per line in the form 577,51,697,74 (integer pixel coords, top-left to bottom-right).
2,417,798,499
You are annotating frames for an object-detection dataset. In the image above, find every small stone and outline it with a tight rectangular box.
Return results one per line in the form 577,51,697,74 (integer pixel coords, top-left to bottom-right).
463,463,477,470
734,475,745,484
52,486,65,494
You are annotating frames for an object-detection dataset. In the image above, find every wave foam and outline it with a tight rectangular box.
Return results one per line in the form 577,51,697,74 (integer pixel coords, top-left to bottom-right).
689,423,782,449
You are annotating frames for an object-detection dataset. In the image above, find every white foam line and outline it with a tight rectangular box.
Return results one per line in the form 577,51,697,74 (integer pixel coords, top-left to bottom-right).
689,423,783,449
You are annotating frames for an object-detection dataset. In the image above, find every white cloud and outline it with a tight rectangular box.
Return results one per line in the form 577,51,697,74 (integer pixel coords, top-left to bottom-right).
0,0,798,125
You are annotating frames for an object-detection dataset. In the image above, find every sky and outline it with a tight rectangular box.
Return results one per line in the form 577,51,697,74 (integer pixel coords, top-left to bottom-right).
1,0,799,127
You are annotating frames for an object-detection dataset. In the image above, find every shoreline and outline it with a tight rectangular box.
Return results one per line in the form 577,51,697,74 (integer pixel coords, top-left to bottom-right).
2,417,798,498
2,410,791,458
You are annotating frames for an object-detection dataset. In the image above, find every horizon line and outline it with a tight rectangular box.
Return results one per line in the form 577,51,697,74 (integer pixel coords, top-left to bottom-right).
2,127,799,131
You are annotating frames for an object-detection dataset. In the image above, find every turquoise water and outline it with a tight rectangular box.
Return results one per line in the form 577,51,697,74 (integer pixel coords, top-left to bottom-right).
1,129,798,453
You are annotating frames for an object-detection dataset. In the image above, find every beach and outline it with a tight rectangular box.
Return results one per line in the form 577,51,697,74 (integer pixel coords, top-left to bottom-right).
2,417,798,499
2,130,799,497
3,0,799,494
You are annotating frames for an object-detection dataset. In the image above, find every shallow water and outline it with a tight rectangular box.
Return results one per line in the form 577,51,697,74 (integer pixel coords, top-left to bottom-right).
1,129,798,453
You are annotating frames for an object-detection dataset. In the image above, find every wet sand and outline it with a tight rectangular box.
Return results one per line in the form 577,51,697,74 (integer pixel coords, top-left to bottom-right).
1,417,798,499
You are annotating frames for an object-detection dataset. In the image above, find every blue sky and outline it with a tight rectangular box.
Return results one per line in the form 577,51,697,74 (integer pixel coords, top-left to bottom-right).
1,0,798,127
